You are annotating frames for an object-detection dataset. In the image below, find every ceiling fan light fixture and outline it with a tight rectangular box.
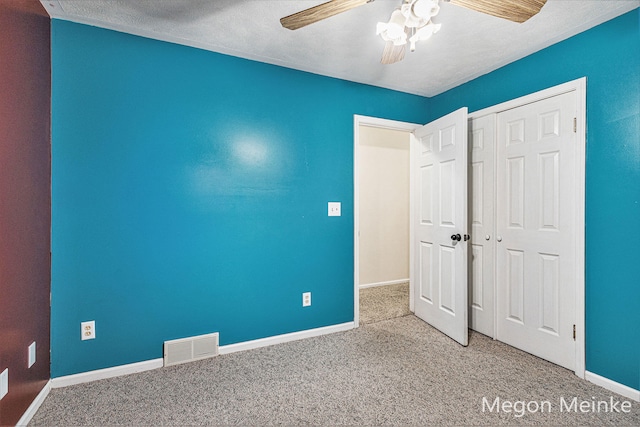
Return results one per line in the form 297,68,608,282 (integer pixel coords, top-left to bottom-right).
376,8,408,45
377,0,443,61
412,0,440,20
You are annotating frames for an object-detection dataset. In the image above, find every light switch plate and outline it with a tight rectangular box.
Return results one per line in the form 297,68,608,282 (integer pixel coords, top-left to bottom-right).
0,368,8,400
328,202,341,217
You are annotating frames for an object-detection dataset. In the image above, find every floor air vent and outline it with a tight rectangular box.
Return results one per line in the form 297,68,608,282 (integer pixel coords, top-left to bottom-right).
164,332,219,367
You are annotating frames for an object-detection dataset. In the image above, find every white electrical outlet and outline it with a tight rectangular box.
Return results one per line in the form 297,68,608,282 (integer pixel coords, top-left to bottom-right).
328,202,341,217
0,368,8,400
302,292,311,307
81,320,96,340
28,342,36,368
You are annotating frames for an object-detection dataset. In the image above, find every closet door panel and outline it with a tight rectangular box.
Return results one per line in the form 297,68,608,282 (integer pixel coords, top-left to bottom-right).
468,114,495,337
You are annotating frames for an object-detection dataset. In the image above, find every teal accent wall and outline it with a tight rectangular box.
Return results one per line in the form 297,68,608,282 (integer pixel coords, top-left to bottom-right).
428,10,640,390
51,20,429,377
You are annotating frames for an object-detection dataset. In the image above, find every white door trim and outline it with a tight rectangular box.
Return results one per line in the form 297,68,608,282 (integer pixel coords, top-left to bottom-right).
470,77,586,379
353,115,421,328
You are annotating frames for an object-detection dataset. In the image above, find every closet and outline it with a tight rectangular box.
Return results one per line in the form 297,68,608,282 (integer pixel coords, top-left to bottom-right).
410,79,585,373
469,89,579,370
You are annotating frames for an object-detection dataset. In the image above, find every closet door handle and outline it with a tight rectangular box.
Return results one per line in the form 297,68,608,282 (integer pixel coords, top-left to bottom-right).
451,234,462,242
497,236,503,242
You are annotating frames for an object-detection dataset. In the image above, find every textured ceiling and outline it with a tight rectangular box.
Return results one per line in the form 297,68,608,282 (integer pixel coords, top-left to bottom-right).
41,0,639,96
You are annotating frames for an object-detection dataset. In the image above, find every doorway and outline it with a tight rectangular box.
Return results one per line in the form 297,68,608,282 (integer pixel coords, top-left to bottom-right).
354,116,420,327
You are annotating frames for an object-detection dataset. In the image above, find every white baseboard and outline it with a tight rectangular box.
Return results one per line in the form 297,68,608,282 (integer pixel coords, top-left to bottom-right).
50,322,355,388
16,380,51,426
51,358,164,388
585,371,640,402
219,322,355,355
359,279,409,289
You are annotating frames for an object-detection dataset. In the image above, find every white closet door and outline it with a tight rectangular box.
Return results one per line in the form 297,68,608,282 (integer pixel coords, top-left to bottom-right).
496,91,577,369
411,107,469,346
468,114,496,338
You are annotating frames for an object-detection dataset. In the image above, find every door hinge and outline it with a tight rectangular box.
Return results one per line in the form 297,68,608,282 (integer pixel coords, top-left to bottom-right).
573,117,577,133
573,324,576,341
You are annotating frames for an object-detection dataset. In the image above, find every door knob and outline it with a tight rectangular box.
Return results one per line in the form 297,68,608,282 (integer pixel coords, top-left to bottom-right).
497,236,503,242
451,234,462,241
485,234,491,241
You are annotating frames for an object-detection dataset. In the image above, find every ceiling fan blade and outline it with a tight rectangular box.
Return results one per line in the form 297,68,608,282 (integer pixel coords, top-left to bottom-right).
449,0,547,23
381,42,406,65
280,0,371,30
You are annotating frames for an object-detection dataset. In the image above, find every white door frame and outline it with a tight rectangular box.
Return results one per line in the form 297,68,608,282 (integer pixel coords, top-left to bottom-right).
353,115,421,328
471,77,586,378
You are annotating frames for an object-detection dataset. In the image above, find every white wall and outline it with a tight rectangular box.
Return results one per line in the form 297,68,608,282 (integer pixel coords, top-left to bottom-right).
358,125,410,287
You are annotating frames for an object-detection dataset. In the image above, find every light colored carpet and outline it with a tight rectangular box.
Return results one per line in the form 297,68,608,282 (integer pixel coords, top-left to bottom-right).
31,316,639,426
359,282,411,324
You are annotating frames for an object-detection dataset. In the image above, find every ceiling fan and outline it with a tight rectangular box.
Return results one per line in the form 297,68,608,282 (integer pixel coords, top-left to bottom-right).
280,0,547,64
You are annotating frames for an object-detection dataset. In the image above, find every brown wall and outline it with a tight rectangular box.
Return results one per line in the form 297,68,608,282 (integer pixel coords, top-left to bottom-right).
0,0,51,425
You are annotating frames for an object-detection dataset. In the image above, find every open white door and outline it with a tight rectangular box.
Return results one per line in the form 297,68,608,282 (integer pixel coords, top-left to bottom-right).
411,107,469,346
